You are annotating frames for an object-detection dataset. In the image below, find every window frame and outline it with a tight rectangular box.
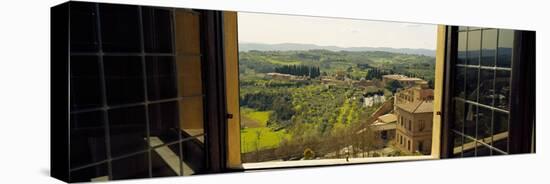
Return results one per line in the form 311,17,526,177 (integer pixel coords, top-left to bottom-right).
439,26,536,158
224,20,448,170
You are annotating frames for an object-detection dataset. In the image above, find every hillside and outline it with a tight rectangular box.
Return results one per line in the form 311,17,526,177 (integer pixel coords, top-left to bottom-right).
239,42,436,57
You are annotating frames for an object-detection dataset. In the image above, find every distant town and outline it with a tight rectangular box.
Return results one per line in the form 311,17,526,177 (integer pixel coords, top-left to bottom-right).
239,49,435,162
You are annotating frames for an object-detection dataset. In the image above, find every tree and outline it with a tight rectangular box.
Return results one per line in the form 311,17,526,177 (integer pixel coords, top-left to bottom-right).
386,80,403,93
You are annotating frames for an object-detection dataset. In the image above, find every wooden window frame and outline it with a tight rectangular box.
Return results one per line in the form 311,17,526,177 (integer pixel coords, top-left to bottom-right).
224,21,448,170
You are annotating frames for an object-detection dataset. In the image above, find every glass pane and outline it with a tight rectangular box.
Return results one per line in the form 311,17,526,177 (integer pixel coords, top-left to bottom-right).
104,56,145,105
477,106,492,141
182,137,206,175
151,143,182,177
495,70,511,111
142,7,173,53
478,69,495,106
457,32,467,65
454,66,465,98
176,56,203,97
70,2,99,52
70,163,109,182
70,111,107,168
112,153,150,180
475,143,491,156
174,10,201,54
108,106,148,157
148,101,180,144
481,29,497,66
99,4,141,52
146,56,177,101
493,110,509,153
462,137,476,157
467,30,481,65
497,29,514,68
452,99,465,131
464,103,476,138
452,132,463,157
70,55,103,110
465,67,479,101
179,97,204,130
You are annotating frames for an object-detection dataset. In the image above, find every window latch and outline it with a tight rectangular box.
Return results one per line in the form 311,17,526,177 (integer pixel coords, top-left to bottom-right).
227,113,233,119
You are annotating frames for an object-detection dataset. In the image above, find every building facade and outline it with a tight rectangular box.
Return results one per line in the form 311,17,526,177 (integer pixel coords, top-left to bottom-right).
395,100,434,154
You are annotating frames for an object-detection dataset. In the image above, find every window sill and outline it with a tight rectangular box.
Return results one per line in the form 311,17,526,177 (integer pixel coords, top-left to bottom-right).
241,155,436,170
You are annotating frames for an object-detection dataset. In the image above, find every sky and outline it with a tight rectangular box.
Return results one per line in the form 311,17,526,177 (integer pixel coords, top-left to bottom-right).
238,12,437,50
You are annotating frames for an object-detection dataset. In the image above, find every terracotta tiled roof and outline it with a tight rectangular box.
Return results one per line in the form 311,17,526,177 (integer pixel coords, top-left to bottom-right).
396,100,433,113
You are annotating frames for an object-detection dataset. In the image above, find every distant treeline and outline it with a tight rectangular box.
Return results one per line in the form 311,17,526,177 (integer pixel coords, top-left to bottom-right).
274,65,321,78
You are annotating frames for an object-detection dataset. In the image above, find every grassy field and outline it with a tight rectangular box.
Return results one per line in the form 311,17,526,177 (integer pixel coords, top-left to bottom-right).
240,108,291,153
240,127,291,153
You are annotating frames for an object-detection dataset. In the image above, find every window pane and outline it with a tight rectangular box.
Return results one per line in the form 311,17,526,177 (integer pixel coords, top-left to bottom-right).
182,137,206,175
109,106,148,157
462,137,476,157
146,56,177,101
454,66,465,98
497,29,514,68
112,153,150,180
481,29,497,66
452,99,464,131
151,143,182,177
457,32,467,65
104,56,145,105
70,111,107,168
70,164,109,182
179,97,204,130
70,2,99,52
176,56,203,97
70,55,103,110
467,30,481,65
465,67,479,101
479,69,495,106
495,70,511,111
452,132,463,157
464,103,476,138
99,4,141,52
477,106,492,141
493,111,509,153
475,143,491,156
142,7,173,53
148,101,180,144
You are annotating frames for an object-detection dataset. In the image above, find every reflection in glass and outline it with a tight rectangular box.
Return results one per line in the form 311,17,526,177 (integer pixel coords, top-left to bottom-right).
112,153,150,180
146,56,177,101
457,32,467,65
151,143,182,177
104,56,145,105
70,163,109,182
70,111,107,168
149,101,180,144
481,29,497,66
497,29,515,68
475,143,491,156
479,69,495,106
465,67,479,101
467,30,481,65
453,99,464,131
495,71,511,110
477,106,492,140
464,103,476,138
99,4,141,52
454,67,465,98
70,56,103,110
70,2,99,52
493,111,509,153
142,7,173,53
109,106,148,157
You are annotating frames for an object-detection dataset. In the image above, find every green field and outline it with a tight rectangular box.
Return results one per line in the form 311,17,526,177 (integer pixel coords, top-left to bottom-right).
240,127,291,153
